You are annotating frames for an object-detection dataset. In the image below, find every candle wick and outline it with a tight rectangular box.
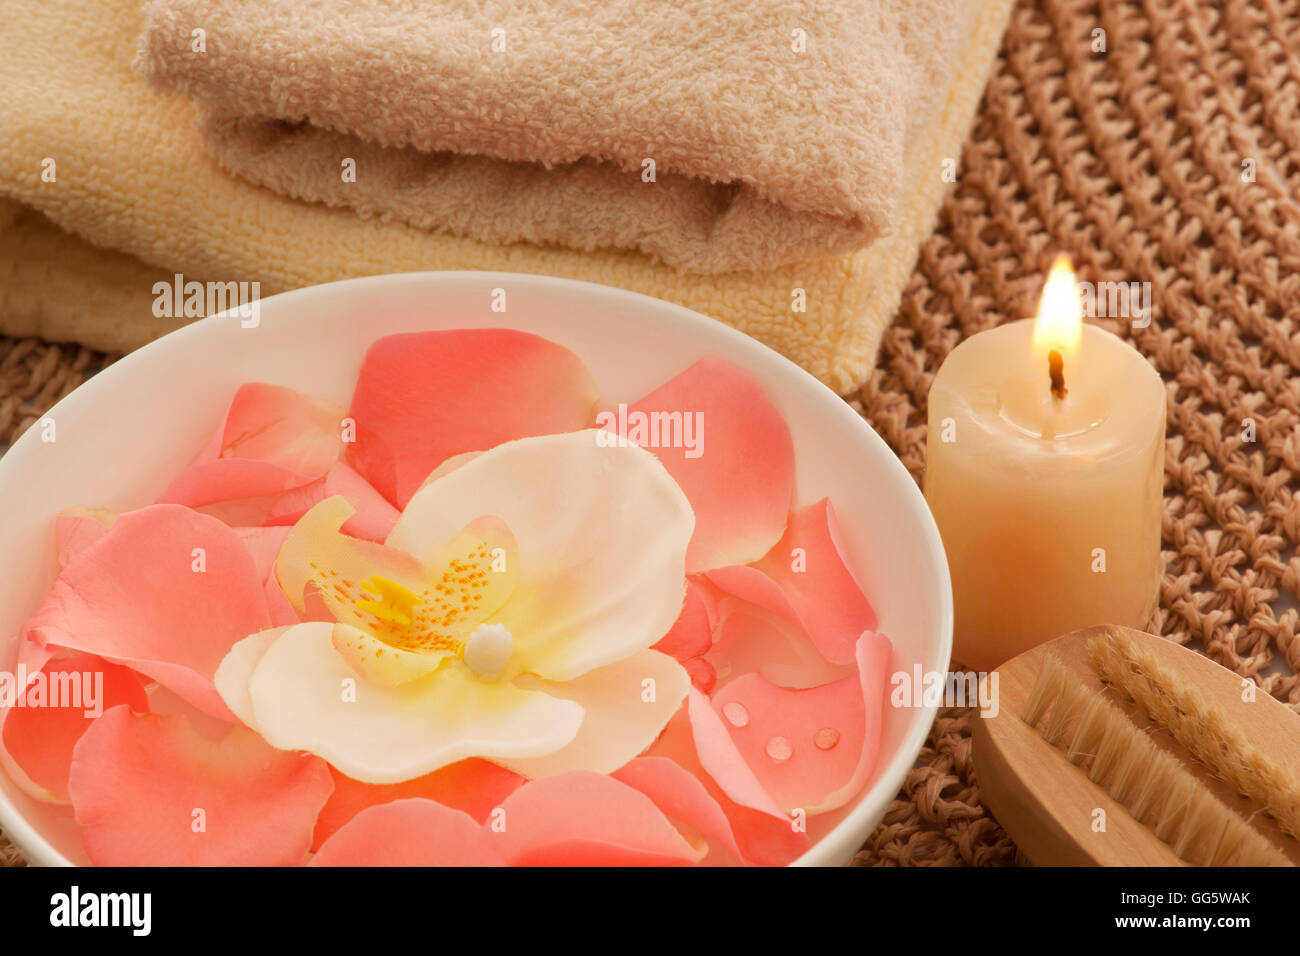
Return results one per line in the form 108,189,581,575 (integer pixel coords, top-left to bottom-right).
1048,349,1067,400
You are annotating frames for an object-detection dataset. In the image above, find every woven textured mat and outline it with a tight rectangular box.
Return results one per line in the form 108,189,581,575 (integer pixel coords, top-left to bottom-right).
3,0,1300,867
847,0,1300,865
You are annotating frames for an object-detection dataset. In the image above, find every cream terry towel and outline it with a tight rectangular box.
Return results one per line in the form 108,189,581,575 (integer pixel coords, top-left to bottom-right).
0,0,1014,393
137,0,961,275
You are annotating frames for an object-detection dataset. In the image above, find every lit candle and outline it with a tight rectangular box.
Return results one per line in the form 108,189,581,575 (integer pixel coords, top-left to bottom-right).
924,257,1165,672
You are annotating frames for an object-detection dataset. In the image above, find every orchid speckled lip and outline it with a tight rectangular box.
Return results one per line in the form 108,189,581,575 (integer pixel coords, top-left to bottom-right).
0,272,951,866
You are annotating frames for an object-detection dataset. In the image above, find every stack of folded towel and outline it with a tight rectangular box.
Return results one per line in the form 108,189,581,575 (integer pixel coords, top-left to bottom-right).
0,0,1014,392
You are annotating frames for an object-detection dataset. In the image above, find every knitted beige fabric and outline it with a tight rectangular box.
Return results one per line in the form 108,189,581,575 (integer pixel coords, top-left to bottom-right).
0,0,1014,392
136,0,962,275
850,0,1300,866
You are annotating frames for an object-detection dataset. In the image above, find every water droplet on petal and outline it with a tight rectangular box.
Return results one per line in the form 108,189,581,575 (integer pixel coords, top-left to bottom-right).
814,727,840,750
722,701,749,727
765,736,793,761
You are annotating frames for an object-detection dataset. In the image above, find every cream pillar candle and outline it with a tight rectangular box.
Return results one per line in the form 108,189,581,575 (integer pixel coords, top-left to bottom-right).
924,258,1165,672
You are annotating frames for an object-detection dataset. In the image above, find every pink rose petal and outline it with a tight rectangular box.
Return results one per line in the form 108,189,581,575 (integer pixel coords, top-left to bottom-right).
54,508,116,569
688,572,726,630
752,499,877,664
234,526,290,582
160,460,311,516
492,771,699,866
616,358,793,573
346,330,600,508
263,462,399,542
13,639,52,686
311,798,506,867
648,703,810,866
705,599,857,690
710,675,859,814
233,526,300,628
68,706,333,866
682,656,717,693
809,630,894,813
24,505,273,720
612,756,746,863
263,576,301,628
652,578,720,691
710,631,893,814
705,564,802,631
686,688,785,817
157,383,345,517
217,382,346,475
0,654,149,802
651,577,712,662
313,760,525,850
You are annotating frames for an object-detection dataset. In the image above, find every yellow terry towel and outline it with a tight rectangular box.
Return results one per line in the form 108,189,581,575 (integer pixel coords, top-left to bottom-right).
0,0,1014,393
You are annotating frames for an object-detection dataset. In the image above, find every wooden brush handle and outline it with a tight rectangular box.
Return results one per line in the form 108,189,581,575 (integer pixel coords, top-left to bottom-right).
971,624,1300,866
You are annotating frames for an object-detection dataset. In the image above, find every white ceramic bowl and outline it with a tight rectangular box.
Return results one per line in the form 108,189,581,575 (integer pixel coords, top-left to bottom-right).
0,272,951,866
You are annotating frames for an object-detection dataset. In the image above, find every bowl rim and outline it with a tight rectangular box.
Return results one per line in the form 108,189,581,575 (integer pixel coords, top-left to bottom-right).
0,270,953,867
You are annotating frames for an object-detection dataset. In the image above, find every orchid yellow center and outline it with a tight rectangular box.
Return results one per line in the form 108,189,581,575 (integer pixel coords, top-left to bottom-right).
278,499,522,678
352,577,516,680
345,567,491,657
355,575,422,627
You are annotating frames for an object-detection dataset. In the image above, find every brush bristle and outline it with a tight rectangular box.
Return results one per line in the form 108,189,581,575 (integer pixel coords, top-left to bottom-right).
1021,653,1288,866
1088,629,1300,841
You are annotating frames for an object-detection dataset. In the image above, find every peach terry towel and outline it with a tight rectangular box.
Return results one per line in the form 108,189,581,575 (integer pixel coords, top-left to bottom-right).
136,0,963,274
0,0,1014,392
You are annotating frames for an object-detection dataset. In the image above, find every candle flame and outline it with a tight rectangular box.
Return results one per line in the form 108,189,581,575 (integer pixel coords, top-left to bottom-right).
1032,255,1083,356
